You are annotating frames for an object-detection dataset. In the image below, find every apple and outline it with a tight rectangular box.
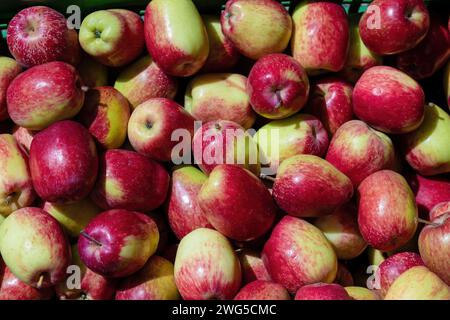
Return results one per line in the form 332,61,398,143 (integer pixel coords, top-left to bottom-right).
326,120,396,187
418,213,450,285
368,247,388,267
291,1,349,74
0,57,22,121
146,212,169,255
344,287,380,300
7,6,81,67
144,0,209,77
0,134,35,216
91,149,169,212
185,73,255,129
255,114,329,173
128,98,195,162
12,126,35,154
201,15,239,72
262,216,337,294
0,207,71,287
334,263,354,287
357,170,418,251
359,0,430,55
174,228,241,300
0,260,53,300
79,9,144,67
192,120,260,175
237,249,271,285
429,201,450,220
77,54,108,88
234,280,290,300
78,209,159,278
114,56,178,110
305,77,354,136
43,198,100,238
198,164,276,241
166,165,212,240
7,61,85,130
353,66,425,133
29,120,98,203
385,266,450,300
272,155,353,217
116,256,180,300
402,103,450,176
78,86,130,150
295,283,351,300
221,0,292,60
314,203,367,260
396,14,450,79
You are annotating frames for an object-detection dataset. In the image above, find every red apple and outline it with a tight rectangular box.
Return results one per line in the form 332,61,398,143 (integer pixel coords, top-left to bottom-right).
359,0,430,55
91,149,169,212
295,283,351,300
418,213,450,285
234,280,290,300
7,61,85,130
430,201,450,220
29,120,98,203
305,77,353,136
0,57,22,121
272,155,353,217
357,170,418,251
7,6,81,67
238,249,271,285
352,66,425,133
78,209,159,278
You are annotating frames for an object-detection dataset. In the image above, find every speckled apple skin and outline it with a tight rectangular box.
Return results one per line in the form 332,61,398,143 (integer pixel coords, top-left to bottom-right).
0,57,22,121
78,209,159,278
295,283,351,300
91,149,169,212
7,61,85,130
238,249,271,285
81,268,117,300
29,120,98,203
357,170,418,251
12,126,35,153
234,280,290,300
429,201,450,220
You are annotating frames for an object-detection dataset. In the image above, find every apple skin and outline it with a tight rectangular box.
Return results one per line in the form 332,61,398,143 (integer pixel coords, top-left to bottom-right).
325,120,396,187
201,15,240,72
357,170,418,251
359,0,430,55
7,61,85,130
0,134,35,216
114,56,178,110
128,98,195,162
314,203,367,260
418,213,450,285
262,216,338,294
166,165,213,240
221,0,292,60
12,126,35,154
234,280,290,300
6,6,80,67
174,228,242,300
295,283,351,300
77,55,108,88
29,120,98,203
237,249,271,285
0,207,71,288
402,103,450,176
377,252,424,296
43,198,100,238
429,201,450,220
185,73,255,129
353,66,425,134
291,1,349,74
90,149,169,212
396,15,450,80
115,256,180,300
0,57,22,121
144,0,209,77
0,260,54,300
255,114,329,172
345,287,380,300
385,266,450,300
79,9,144,67
79,86,130,150
198,165,276,241
305,77,354,136
192,120,260,175
78,209,159,278
272,155,353,218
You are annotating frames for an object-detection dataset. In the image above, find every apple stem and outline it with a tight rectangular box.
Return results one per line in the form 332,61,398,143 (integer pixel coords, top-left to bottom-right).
80,231,103,246
37,274,44,288
260,174,276,182
417,217,439,227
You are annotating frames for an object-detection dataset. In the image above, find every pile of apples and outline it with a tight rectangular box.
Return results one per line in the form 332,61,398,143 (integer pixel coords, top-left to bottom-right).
0,0,449,300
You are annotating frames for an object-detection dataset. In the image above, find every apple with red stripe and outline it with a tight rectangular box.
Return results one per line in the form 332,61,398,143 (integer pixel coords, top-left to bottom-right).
237,249,271,285
429,201,450,220
295,283,351,300
234,280,290,300
0,57,22,122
